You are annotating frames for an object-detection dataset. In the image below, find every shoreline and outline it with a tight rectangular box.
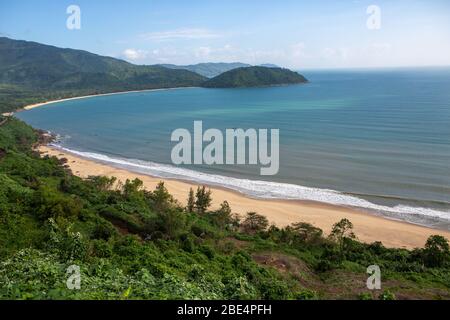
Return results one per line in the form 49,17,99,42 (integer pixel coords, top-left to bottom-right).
19,87,198,111
38,144,450,249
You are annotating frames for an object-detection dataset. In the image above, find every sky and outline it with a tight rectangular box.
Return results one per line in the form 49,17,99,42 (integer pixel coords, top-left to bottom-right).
1,0,450,69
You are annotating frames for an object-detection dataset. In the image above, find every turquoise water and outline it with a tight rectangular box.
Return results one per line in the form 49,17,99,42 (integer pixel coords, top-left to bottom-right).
17,67,450,230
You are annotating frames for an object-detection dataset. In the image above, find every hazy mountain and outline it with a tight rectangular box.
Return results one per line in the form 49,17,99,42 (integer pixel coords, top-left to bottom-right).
258,63,280,68
160,62,251,78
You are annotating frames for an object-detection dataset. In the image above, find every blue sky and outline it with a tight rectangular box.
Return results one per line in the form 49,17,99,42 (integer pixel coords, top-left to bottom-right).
1,0,450,68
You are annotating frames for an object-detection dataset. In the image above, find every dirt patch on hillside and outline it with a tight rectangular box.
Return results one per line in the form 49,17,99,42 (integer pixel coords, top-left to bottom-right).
252,252,321,289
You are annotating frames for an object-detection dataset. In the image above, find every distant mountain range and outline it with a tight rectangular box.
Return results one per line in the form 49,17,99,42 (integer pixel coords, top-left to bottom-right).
258,63,280,68
159,62,251,78
0,37,306,113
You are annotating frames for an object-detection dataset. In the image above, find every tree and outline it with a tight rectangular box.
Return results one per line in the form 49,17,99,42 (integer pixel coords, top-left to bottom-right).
186,188,195,212
329,218,356,255
122,178,143,199
423,235,450,268
88,176,117,191
289,222,323,243
213,200,232,227
195,186,212,214
152,181,173,212
241,212,269,234
158,208,186,240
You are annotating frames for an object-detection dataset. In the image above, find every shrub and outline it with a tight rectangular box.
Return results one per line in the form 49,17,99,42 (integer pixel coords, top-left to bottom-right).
180,234,195,253
378,290,396,300
156,208,186,240
199,245,215,260
223,276,258,299
32,186,81,221
91,239,113,258
258,278,290,300
91,221,117,240
295,289,318,300
46,218,88,262
315,259,334,273
422,235,450,268
358,292,373,300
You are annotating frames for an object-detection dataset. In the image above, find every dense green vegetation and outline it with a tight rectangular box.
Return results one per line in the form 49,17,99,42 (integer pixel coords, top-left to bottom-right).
202,66,308,88
0,37,206,113
0,119,449,300
160,62,251,78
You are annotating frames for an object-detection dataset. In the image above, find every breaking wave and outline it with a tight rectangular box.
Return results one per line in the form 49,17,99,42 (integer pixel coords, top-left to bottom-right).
51,144,450,229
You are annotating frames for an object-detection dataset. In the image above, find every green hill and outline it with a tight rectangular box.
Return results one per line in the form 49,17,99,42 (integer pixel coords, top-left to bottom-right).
160,62,251,78
202,66,308,88
0,37,206,113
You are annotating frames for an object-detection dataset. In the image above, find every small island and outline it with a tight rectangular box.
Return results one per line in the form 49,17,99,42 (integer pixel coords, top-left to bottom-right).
202,66,308,88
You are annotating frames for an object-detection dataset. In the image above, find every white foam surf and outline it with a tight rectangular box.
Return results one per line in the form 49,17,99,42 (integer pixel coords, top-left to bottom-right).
51,144,450,226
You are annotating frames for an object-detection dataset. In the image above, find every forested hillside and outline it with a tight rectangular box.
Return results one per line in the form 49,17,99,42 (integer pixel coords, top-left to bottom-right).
0,37,206,113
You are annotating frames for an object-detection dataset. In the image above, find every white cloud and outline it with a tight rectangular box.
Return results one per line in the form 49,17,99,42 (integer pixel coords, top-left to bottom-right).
140,28,221,41
155,43,309,67
122,48,148,61
194,46,212,58
118,41,409,69
291,42,307,58
321,47,351,62
365,43,392,57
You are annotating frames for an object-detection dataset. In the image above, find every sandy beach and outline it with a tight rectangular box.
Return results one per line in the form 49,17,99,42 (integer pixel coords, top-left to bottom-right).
21,87,196,111
38,145,450,249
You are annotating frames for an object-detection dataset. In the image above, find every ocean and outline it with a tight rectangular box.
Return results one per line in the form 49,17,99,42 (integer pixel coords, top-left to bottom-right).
17,67,450,230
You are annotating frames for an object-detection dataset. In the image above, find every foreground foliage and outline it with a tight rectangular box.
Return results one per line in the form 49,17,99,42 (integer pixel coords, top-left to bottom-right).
0,119,449,300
